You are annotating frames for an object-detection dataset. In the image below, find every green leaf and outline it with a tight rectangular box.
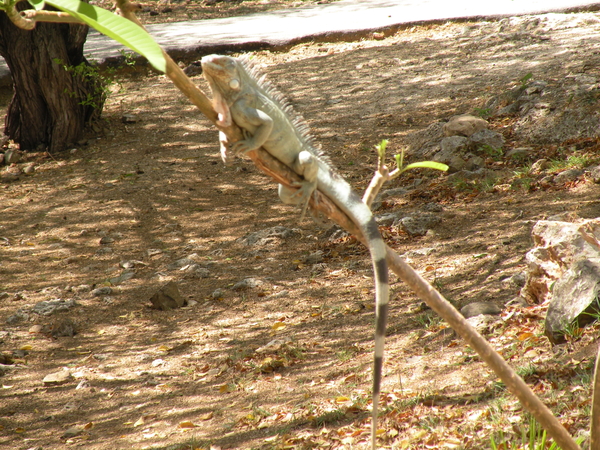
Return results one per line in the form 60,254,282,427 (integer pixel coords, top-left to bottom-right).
27,0,45,11
29,0,166,72
403,161,448,172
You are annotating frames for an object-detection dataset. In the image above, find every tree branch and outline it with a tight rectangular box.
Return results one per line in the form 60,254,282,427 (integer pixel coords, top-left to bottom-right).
20,9,85,24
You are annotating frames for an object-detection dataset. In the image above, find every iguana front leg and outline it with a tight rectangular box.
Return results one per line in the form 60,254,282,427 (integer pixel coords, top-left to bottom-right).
230,100,274,155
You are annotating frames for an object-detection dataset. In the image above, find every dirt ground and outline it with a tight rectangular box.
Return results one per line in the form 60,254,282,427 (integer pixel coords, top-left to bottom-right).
2,6,600,450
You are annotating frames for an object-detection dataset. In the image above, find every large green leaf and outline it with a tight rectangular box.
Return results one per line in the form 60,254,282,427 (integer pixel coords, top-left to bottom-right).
28,0,166,72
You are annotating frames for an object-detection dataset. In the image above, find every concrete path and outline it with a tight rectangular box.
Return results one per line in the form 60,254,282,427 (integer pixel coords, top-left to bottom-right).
2,0,600,84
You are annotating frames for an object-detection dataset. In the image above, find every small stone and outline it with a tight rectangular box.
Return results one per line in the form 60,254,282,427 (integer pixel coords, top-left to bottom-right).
99,236,115,245
3,149,21,164
554,169,583,184
304,251,324,264
469,129,505,151
443,114,488,137
499,273,526,290
149,281,186,310
51,318,77,338
232,277,262,290
29,324,43,333
211,288,225,299
61,426,83,439
372,32,385,40
460,301,502,318
380,187,408,199
43,369,71,385
588,165,600,183
109,271,135,285
22,164,35,174
92,286,113,297
506,148,531,160
121,113,137,123
531,158,550,175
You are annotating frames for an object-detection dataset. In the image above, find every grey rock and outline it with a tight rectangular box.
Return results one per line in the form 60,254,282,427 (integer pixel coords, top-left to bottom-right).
398,213,442,236
149,281,186,310
167,257,197,270
99,236,115,245
238,226,300,246
505,147,531,160
469,129,505,150
304,251,324,264
92,287,113,297
120,260,146,269
446,168,488,183
460,301,502,318
0,292,9,300
447,155,467,172
232,277,263,291
73,284,91,294
108,271,135,285
121,113,137,123
404,121,444,158
423,203,444,213
465,155,485,171
380,187,409,199
22,164,35,175
505,296,530,308
211,288,225,299
32,299,77,316
531,158,550,175
6,310,29,324
375,212,404,226
51,318,77,338
440,135,469,154
589,165,600,183
466,314,502,333
546,257,600,344
182,264,211,278
554,168,583,184
443,114,488,137
3,149,21,164
501,272,527,289
521,218,600,305
42,369,71,385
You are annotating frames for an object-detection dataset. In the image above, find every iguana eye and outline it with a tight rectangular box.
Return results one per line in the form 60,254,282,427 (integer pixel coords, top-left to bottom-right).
229,79,240,90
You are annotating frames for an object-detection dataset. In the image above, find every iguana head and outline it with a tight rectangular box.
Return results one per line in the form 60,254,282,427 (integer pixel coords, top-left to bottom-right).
201,55,243,127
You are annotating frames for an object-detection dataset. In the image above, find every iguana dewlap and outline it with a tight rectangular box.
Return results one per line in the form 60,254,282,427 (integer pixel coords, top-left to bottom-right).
201,54,389,450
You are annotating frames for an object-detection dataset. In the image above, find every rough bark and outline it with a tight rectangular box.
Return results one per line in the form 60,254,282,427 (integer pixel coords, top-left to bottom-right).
0,6,103,152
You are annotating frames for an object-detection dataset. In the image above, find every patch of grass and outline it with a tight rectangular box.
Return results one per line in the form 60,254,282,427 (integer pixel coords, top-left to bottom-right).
490,415,585,450
336,347,358,363
480,144,504,160
474,106,492,119
515,363,538,379
313,408,346,427
412,311,443,330
547,154,591,173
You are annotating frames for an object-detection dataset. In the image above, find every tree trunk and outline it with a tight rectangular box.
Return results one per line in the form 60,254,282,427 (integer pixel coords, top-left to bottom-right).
0,6,104,152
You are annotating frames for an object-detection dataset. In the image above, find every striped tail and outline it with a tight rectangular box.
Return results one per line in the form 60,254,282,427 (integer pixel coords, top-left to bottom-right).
363,218,389,450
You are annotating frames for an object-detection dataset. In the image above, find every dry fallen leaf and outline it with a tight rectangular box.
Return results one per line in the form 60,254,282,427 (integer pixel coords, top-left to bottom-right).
271,322,286,331
199,411,213,421
133,417,145,428
178,421,197,428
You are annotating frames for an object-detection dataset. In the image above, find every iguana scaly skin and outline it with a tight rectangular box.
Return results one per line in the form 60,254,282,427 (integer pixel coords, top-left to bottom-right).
201,54,389,449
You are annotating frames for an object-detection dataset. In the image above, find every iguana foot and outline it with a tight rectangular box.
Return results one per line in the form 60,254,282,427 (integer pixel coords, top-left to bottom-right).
278,180,317,220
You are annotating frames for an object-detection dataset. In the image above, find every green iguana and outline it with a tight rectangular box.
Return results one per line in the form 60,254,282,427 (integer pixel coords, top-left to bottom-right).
201,54,389,449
